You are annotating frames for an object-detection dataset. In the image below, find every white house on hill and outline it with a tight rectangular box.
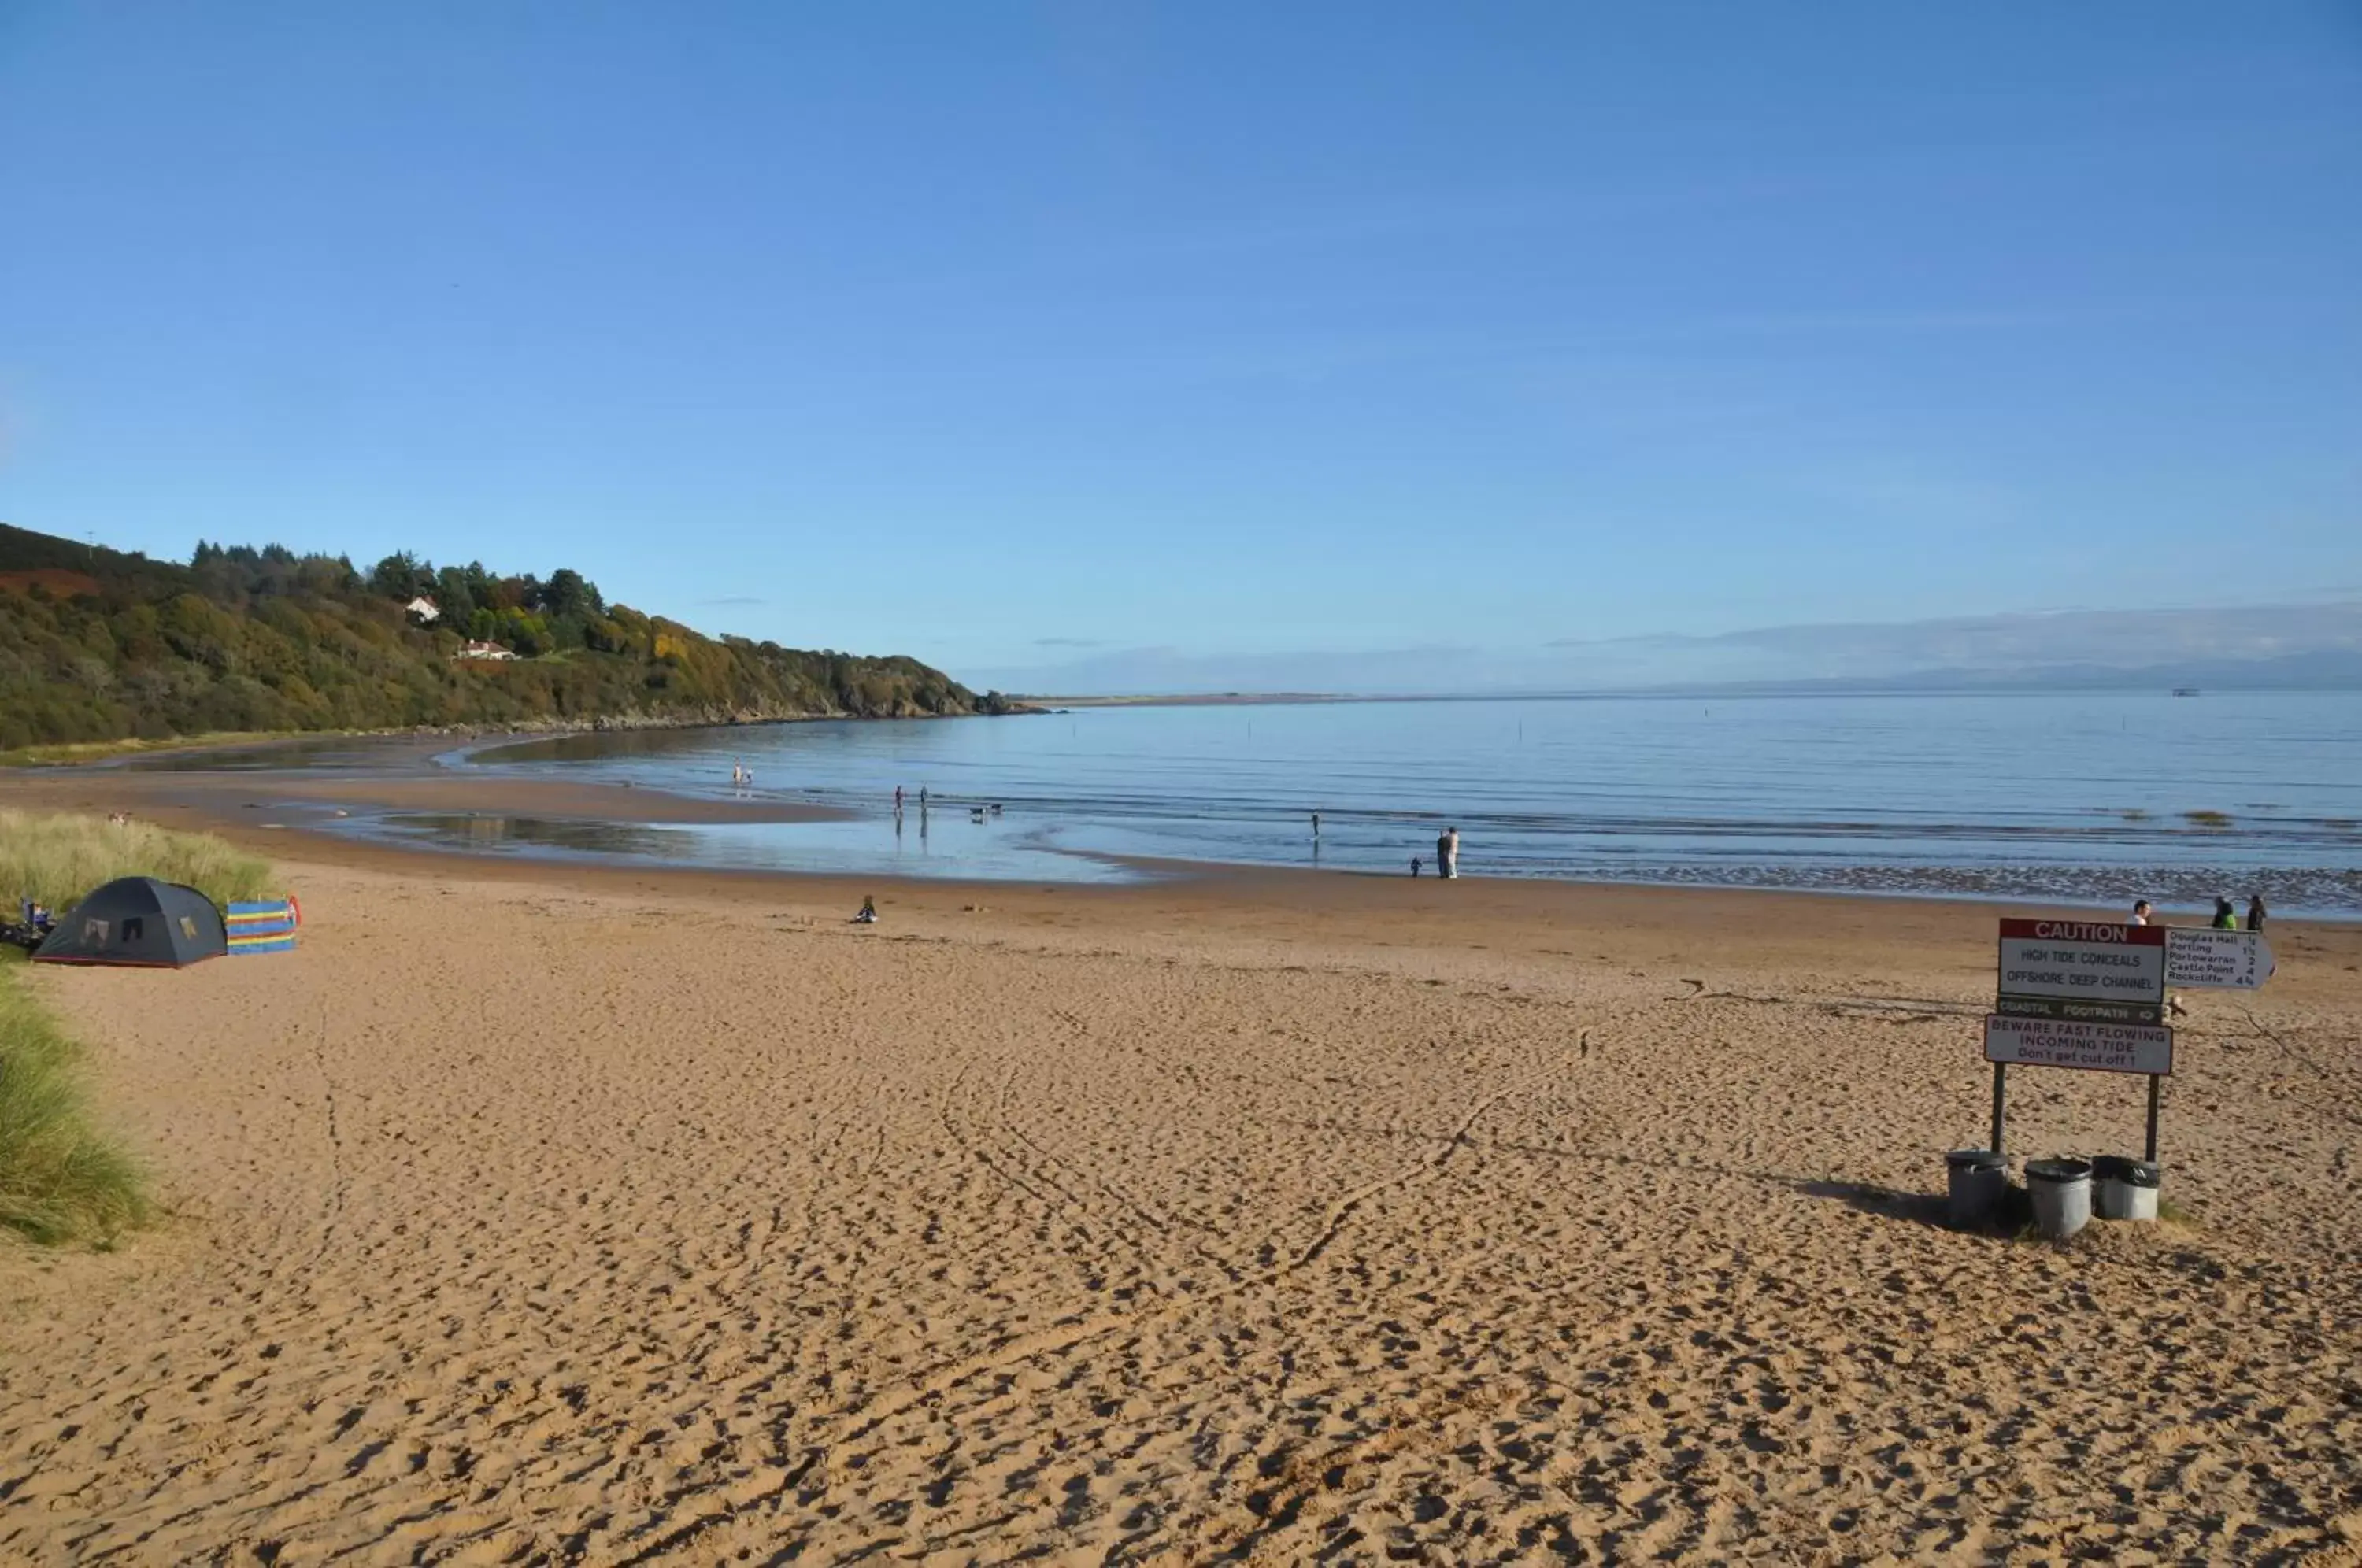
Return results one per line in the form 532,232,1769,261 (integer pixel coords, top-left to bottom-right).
405,596,440,623
454,639,516,661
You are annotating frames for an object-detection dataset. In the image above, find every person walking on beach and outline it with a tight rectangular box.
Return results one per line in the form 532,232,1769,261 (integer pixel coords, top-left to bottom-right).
1440,826,1461,880
1410,856,1422,878
894,786,905,813
2247,894,2268,933
2212,897,2238,930
1311,811,1320,839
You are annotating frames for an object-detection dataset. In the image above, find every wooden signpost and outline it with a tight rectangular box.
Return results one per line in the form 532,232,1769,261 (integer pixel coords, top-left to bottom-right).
1983,917,2275,1165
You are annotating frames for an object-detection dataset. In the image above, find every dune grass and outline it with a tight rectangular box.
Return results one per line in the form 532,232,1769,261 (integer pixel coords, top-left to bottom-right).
0,956,150,1245
0,808,276,910
0,809,277,1246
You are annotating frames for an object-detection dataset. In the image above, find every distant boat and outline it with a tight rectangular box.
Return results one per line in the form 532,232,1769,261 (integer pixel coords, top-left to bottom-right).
2171,687,2201,697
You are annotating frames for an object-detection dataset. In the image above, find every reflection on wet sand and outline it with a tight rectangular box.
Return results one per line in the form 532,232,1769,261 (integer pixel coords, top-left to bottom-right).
354,810,1146,884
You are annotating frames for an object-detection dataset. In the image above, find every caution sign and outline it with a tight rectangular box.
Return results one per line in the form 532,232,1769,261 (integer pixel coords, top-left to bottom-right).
1984,1014,2174,1077
1996,919,2166,1024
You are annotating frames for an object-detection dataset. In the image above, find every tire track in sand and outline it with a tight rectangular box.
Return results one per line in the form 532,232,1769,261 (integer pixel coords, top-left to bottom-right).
306,998,348,1276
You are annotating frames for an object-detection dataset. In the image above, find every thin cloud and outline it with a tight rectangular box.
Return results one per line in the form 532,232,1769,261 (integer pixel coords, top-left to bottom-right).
1033,636,1107,648
696,595,767,607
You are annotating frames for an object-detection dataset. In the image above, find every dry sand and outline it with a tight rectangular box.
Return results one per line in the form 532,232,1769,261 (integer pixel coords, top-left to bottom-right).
4,821,2361,1562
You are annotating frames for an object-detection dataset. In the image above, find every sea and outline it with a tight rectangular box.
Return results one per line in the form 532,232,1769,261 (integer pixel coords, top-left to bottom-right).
313,690,2362,918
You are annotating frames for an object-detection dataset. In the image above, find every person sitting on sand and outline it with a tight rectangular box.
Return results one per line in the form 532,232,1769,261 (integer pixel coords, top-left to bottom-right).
853,896,877,924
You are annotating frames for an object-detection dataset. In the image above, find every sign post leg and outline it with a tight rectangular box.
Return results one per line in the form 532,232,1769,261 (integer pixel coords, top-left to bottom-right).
2145,1074,2160,1163
1990,1061,2006,1157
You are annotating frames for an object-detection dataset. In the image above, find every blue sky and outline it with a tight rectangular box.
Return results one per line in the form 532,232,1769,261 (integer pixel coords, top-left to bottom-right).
2,3,2358,691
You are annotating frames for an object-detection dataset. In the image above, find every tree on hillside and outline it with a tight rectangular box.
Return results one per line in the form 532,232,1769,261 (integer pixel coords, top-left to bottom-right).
433,564,479,624
541,568,603,620
368,553,431,600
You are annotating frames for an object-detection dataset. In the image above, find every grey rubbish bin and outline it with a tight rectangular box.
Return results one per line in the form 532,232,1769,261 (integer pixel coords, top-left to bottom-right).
2092,1156,2160,1221
2024,1158,2093,1240
1945,1148,2008,1229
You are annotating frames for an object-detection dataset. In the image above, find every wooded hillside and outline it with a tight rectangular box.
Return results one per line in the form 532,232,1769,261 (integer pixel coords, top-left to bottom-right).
0,523,998,750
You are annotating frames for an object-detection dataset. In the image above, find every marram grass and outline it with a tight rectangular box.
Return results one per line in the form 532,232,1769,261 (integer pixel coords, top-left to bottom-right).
0,808,276,1246
0,957,151,1245
0,808,276,911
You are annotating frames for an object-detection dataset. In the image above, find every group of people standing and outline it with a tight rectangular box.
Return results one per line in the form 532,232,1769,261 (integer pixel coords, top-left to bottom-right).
2131,894,2267,931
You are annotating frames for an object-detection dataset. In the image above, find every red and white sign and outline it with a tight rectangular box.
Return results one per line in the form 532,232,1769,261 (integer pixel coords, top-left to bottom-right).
1997,919,2165,1021
1984,1014,2174,1076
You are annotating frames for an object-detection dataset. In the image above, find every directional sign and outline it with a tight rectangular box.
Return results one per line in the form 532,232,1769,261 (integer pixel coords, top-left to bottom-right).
1985,1014,2174,1076
1993,992,2161,1026
2166,928,2275,990
1997,919,2166,1024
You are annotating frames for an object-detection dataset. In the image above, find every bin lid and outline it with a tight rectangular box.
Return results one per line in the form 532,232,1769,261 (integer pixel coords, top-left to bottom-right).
1946,1148,2005,1170
2024,1157,2092,1183
2092,1155,2161,1186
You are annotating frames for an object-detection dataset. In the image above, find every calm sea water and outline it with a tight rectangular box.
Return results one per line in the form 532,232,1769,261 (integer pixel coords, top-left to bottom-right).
370,692,2362,916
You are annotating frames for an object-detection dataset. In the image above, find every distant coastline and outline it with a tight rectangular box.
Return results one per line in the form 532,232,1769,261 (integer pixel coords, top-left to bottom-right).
1018,684,2356,708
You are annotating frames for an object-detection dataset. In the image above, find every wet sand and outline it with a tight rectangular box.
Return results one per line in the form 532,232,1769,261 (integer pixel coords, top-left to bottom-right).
4,773,2361,1562
17,749,844,827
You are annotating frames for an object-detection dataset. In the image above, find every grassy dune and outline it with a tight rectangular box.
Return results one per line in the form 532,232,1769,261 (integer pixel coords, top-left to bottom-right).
0,808,276,910
0,810,276,1245
0,964,150,1244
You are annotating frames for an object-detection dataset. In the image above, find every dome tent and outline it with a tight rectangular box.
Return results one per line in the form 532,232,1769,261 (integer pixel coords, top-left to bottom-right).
31,877,228,968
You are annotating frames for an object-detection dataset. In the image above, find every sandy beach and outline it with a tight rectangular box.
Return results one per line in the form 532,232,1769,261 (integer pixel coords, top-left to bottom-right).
4,786,2360,1562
